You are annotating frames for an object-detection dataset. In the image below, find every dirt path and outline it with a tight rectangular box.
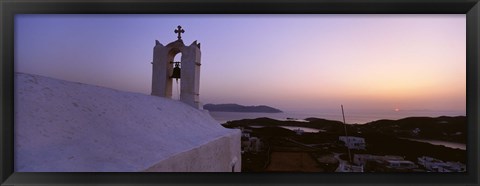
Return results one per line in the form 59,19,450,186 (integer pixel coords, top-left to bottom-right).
265,151,322,172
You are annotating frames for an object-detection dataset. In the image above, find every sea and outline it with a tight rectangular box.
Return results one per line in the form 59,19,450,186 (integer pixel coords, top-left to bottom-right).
402,138,466,150
208,109,465,124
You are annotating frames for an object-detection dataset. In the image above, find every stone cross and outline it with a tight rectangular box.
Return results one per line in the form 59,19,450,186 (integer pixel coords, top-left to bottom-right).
174,25,185,40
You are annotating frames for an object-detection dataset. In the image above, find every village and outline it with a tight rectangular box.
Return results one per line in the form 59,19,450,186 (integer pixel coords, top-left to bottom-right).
224,117,466,173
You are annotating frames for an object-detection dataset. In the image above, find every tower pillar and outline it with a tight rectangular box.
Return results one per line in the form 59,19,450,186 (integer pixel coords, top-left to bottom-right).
151,26,202,109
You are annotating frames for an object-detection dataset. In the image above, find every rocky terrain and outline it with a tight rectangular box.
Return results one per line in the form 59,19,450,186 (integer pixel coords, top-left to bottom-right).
224,116,466,143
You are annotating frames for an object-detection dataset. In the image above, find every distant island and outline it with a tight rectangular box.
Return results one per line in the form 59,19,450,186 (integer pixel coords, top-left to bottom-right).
204,103,283,113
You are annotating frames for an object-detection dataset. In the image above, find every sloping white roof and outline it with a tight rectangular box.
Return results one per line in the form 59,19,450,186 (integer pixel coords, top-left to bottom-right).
14,72,239,172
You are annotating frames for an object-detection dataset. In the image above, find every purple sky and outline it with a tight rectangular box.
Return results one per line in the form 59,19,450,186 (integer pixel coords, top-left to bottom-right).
15,14,466,113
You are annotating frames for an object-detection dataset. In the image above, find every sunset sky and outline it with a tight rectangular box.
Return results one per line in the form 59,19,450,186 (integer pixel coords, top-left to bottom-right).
15,14,466,113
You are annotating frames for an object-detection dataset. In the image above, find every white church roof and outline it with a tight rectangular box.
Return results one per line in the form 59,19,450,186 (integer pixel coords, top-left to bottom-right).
14,72,240,172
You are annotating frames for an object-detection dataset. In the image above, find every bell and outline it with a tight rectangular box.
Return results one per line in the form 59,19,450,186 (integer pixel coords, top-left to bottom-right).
170,62,181,80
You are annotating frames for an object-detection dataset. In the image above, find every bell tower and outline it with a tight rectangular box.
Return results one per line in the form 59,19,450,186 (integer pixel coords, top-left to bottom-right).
151,25,202,109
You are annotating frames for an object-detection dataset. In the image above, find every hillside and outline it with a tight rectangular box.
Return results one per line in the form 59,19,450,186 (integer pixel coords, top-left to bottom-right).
14,72,241,172
223,116,466,143
204,103,282,113
360,116,466,143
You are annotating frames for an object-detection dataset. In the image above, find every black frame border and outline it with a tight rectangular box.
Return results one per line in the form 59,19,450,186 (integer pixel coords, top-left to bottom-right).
1,0,479,185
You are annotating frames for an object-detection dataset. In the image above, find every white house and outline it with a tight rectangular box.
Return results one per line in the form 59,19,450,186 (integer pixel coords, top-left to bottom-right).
353,154,372,166
242,137,263,153
385,160,418,170
443,161,466,172
336,162,364,172
353,154,404,166
293,128,304,135
339,136,366,150
412,128,421,135
417,156,466,172
242,132,251,138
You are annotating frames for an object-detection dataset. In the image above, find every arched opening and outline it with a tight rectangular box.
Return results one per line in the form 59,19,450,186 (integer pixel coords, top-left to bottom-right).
151,38,202,109
171,53,182,100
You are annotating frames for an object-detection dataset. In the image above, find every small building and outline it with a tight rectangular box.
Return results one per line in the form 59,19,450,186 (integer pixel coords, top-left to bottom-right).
239,128,252,139
442,162,466,172
353,154,372,166
385,160,418,170
417,156,466,172
429,163,465,172
241,136,263,153
293,128,304,135
367,159,418,172
418,156,443,170
242,132,251,138
354,154,416,172
339,136,366,150
412,128,421,135
336,162,363,172
354,154,403,166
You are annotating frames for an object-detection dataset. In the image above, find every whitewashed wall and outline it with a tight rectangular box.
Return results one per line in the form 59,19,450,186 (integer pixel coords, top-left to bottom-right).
14,73,241,172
